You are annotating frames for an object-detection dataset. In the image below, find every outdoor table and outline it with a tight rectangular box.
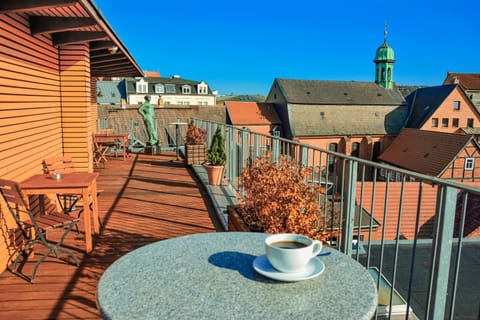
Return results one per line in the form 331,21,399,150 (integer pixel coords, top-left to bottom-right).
168,121,188,160
97,232,377,319
94,133,129,160
20,172,100,253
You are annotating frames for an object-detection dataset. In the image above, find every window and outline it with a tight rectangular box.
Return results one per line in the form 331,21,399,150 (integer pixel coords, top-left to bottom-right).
136,79,148,93
467,118,474,127
452,118,459,127
155,84,164,94
351,142,360,157
465,158,475,170
165,84,176,93
432,118,438,127
442,118,449,127
197,81,208,94
453,101,460,110
272,129,280,137
182,85,191,94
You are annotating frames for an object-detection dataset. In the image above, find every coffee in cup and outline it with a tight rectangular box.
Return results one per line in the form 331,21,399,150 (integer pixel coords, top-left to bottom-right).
265,233,322,273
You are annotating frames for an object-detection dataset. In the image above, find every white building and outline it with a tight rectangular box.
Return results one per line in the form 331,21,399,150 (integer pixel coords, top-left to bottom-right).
125,76,216,106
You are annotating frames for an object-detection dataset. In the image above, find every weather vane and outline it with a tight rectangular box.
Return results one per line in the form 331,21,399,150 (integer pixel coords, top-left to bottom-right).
384,22,388,41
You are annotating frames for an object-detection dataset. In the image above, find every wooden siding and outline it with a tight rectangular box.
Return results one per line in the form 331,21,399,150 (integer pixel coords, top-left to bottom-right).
0,13,61,271
0,11,95,273
59,44,93,172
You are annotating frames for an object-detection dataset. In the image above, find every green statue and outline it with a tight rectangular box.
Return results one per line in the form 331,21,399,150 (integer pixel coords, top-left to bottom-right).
138,95,159,146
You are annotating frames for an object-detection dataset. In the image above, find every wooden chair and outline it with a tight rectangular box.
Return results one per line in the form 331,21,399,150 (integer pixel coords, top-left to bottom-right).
42,156,80,214
0,179,79,283
98,128,120,158
93,135,109,168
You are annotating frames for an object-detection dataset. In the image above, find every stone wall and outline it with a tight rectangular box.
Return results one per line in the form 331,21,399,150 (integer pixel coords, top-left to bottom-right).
98,104,226,148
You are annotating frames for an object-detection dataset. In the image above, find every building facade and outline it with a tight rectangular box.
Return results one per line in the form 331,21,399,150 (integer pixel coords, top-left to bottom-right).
125,77,217,106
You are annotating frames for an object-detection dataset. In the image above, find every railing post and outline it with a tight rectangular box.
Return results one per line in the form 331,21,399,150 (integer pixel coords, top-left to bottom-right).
428,185,456,320
301,146,309,167
340,160,357,255
253,134,260,160
271,137,280,163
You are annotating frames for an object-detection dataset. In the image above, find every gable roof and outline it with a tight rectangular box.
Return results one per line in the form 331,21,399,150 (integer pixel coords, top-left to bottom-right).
356,182,438,240
225,101,281,125
290,104,409,136
404,84,458,128
378,128,476,176
275,78,406,105
444,72,480,90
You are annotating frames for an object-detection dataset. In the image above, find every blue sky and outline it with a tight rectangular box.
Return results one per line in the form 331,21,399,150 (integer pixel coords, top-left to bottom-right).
95,0,480,96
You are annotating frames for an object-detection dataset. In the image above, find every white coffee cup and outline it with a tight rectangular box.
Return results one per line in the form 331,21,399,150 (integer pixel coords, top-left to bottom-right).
265,233,322,273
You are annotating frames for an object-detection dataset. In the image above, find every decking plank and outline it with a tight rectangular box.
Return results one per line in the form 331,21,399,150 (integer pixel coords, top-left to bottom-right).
0,152,217,319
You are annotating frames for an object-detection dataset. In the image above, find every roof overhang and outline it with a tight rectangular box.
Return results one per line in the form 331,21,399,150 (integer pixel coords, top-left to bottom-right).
0,0,143,77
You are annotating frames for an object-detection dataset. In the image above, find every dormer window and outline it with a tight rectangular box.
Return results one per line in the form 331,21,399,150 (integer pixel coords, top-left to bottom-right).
155,84,165,94
182,85,191,94
165,84,176,93
197,81,208,95
136,79,148,93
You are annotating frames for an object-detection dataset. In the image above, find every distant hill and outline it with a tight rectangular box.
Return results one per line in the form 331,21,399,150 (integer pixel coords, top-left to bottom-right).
216,94,266,104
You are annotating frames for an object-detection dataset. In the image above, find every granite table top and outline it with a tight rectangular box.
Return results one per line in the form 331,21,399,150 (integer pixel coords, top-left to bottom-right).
97,232,377,320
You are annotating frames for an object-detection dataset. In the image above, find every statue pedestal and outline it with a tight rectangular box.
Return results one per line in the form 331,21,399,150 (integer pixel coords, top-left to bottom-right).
144,145,159,155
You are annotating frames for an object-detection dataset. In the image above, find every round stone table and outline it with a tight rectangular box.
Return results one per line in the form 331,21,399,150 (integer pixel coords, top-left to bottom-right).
97,232,377,320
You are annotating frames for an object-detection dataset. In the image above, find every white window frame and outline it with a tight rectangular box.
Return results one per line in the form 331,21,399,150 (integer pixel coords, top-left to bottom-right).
155,84,164,94
198,82,208,95
182,85,191,94
136,79,148,93
465,158,475,170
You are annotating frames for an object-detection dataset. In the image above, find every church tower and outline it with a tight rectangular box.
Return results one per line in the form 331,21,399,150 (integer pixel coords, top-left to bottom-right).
374,24,395,89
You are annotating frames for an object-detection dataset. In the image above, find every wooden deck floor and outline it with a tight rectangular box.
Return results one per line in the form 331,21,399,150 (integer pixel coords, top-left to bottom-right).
0,152,219,319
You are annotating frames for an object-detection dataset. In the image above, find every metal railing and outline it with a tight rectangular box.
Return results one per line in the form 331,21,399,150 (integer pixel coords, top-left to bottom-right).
195,119,480,320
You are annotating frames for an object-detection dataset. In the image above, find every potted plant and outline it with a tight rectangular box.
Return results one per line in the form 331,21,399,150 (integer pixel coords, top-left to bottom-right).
205,127,226,185
229,152,331,241
184,120,207,165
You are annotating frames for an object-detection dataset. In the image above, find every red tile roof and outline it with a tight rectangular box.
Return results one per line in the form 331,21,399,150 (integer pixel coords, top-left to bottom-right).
444,73,480,90
356,182,438,240
378,128,474,176
225,101,281,125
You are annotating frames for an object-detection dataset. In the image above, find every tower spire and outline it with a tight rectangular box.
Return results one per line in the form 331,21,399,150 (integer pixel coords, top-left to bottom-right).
384,22,388,42
374,23,395,89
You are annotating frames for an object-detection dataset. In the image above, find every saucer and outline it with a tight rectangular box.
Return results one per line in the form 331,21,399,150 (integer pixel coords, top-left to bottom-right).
252,254,325,282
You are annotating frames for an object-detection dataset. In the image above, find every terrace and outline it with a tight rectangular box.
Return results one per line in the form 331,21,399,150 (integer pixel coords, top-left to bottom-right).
1,120,479,319
0,1,479,319
0,152,220,319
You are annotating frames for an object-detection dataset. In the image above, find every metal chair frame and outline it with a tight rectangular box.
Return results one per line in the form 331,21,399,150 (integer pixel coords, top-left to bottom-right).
0,179,79,283
42,155,81,214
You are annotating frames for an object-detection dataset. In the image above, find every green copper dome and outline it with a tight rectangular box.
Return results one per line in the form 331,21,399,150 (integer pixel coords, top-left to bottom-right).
374,40,395,62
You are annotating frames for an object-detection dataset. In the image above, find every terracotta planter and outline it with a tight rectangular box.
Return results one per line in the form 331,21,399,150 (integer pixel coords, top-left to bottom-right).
185,144,206,165
205,164,225,185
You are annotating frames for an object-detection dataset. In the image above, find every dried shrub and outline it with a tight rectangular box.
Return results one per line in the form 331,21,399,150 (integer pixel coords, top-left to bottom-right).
185,121,207,145
237,153,330,241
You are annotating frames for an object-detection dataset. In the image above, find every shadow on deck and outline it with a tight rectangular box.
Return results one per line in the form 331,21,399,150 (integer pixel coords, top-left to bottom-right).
0,152,220,319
